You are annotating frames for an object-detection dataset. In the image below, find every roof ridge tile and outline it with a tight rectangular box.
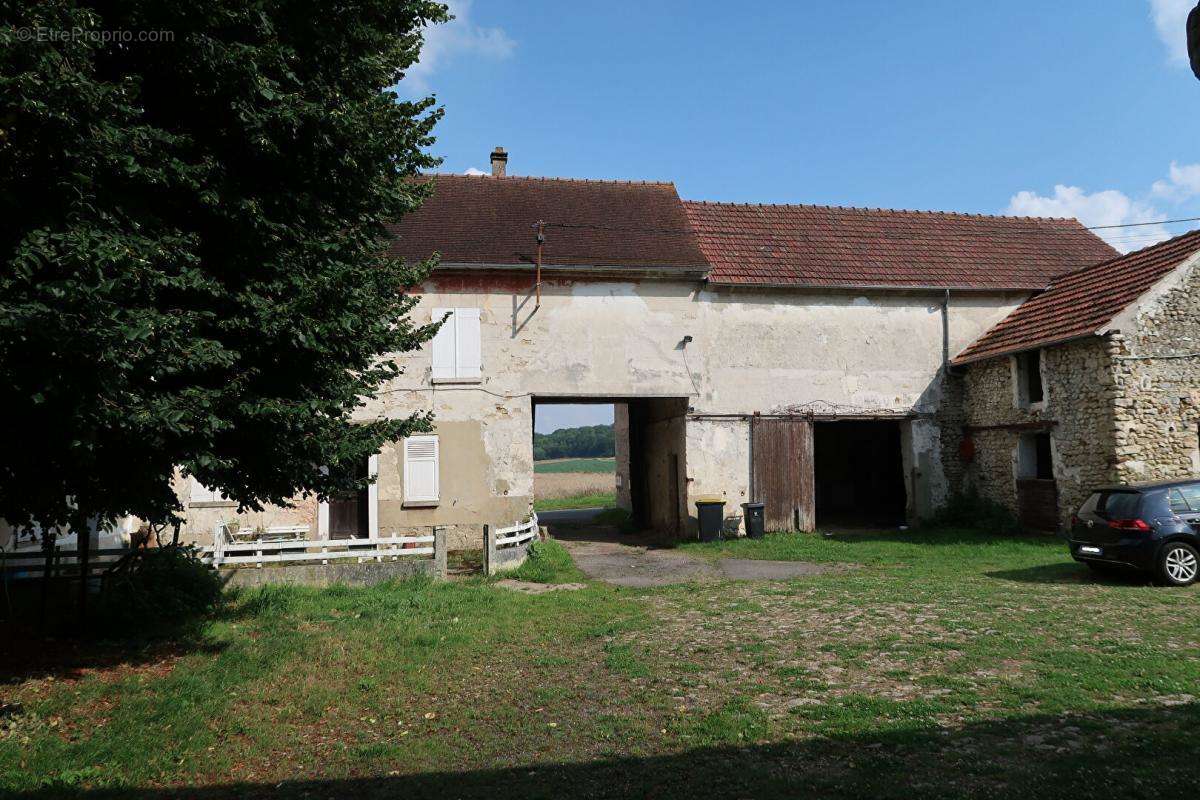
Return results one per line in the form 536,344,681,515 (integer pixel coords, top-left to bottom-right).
682,198,1080,224
426,172,676,187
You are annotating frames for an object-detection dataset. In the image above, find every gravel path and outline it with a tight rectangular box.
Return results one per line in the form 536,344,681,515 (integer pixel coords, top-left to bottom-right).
559,537,842,587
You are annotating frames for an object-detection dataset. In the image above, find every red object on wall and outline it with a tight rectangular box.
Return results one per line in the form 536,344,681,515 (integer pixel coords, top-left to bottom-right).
959,436,976,463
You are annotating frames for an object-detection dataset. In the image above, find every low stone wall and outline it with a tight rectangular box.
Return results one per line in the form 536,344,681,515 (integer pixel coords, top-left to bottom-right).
484,523,542,575
216,529,447,588
220,557,439,589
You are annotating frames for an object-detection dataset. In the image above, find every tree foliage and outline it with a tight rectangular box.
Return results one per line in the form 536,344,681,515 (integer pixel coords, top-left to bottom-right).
533,425,615,461
0,0,450,532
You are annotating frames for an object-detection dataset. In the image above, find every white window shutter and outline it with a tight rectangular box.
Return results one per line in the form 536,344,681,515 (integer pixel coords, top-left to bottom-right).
430,308,455,380
404,435,440,503
455,308,482,379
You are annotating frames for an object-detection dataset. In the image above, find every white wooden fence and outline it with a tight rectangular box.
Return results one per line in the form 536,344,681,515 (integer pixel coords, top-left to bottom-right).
199,532,437,569
0,546,131,579
484,513,539,575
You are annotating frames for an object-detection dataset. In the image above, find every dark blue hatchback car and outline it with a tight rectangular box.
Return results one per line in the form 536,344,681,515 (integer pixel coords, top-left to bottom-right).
1069,479,1200,586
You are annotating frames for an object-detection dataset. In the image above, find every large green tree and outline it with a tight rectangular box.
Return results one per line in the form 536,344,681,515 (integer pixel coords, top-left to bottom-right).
0,1,449,535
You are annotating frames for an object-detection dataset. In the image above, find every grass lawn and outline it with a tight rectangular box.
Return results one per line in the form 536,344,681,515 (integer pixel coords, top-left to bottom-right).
533,458,616,474
533,492,616,512
3,529,1199,799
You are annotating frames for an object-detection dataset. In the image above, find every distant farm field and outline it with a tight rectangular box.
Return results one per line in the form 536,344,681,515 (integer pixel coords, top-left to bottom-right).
534,457,616,474
534,471,614,499
534,458,617,511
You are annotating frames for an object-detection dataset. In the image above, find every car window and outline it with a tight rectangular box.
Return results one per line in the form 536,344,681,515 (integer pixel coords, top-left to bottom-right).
1100,492,1141,519
1169,489,1191,514
1077,493,1101,516
1178,484,1200,512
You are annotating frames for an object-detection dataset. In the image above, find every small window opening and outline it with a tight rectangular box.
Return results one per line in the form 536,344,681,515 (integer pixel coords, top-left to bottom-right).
1033,432,1053,479
1018,350,1044,405
1018,432,1054,480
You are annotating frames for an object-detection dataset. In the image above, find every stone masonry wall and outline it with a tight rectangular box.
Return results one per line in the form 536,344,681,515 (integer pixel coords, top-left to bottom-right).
1109,258,1200,481
937,369,967,497
959,337,1119,529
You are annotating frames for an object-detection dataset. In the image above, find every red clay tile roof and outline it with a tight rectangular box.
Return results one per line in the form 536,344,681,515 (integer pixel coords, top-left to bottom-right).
386,174,708,271
953,229,1200,365
682,201,1117,289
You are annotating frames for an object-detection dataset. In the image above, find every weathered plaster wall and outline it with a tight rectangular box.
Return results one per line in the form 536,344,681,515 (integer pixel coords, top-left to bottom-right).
360,279,1025,538
376,424,527,550
1108,257,1200,481
685,418,752,520
959,338,1119,528
179,278,1025,544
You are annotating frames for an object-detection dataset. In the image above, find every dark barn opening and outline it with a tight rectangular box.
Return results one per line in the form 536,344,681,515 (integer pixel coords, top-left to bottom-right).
327,457,370,539
813,420,907,528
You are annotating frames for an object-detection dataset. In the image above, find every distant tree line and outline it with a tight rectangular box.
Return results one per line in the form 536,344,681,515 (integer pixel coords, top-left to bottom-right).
533,425,615,461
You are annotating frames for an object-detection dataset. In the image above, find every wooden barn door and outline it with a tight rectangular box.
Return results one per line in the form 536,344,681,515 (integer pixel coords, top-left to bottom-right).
1016,479,1059,532
751,417,815,532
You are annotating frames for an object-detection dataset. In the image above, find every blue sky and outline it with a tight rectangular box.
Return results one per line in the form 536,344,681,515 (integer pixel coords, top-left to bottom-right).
404,1,1200,433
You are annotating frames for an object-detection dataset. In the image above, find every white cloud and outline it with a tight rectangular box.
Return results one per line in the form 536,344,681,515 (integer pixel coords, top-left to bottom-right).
1005,184,1170,252
1149,0,1192,64
401,0,515,95
1151,161,1200,201
463,167,488,176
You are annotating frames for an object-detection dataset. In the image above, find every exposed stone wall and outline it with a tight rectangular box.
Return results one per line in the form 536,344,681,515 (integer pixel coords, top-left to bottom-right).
937,370,967,497
1109,258,1200,481
959,338,1119,528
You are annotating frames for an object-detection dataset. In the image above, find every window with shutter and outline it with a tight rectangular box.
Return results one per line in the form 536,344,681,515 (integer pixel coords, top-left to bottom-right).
403,435,440,505
430,308,482,382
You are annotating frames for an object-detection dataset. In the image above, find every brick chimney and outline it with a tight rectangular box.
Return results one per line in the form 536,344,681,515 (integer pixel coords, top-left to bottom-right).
490,147,507,177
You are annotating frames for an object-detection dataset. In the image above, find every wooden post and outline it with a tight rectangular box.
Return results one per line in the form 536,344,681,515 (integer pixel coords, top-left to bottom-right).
433,527,447,579
211,525,224,568
39,531,55,631
483,524,494,577
77,524,91,623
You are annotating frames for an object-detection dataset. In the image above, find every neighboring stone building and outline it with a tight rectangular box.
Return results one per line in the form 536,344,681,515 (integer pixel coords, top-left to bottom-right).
949,230,1200,530
172,152,1115,548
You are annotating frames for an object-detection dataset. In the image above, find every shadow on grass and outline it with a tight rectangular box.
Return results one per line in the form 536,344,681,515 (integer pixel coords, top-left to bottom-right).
986,562,1151,586
0,618,227,686
11,705,1200,799
817,527,1061,547
0,579,228,685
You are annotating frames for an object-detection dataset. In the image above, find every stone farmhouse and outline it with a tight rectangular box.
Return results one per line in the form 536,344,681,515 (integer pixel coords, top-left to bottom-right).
948,230,1200,531
170,150,1148,548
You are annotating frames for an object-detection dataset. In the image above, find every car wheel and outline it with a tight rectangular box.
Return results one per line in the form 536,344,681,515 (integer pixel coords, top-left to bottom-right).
1157,542,1200,586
